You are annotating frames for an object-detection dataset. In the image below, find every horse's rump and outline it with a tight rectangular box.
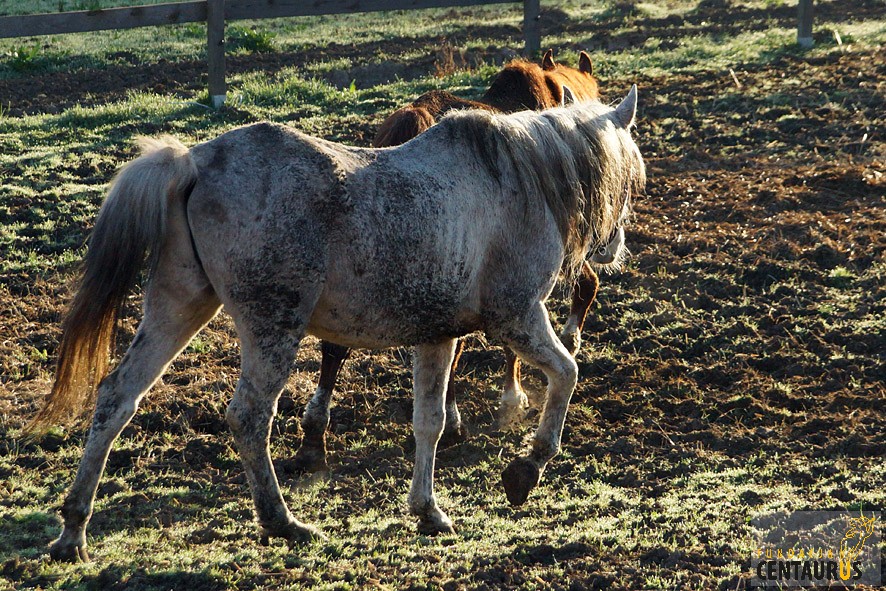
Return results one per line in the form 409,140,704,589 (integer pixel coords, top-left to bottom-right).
372,105,436,148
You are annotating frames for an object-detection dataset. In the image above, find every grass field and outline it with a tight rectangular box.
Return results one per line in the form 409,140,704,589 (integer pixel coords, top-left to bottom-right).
1,0,884,589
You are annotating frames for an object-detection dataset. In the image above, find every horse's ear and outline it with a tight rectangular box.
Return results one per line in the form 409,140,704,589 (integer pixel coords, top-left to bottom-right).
542,49,556,71
561,85,576,106
579,51,593,75
614,84,638,128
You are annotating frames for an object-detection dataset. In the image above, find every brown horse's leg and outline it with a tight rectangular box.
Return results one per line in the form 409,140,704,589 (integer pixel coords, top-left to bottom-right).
439,339,467,447
292,341,350,474
498,348,528,428
560,261,600,356
50,277,220,562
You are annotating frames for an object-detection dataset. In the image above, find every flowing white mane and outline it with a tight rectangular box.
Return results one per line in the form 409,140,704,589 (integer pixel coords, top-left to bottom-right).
438,100,645,279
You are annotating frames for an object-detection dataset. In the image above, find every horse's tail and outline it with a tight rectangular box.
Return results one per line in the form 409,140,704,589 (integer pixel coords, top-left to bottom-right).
372,105,436,147
27,137,197,433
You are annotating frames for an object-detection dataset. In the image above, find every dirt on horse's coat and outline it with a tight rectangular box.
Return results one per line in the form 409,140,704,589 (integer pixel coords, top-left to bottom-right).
31,90,645,560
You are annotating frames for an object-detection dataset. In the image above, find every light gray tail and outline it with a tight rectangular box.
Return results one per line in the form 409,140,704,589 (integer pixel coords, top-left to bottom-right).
27,137,197,432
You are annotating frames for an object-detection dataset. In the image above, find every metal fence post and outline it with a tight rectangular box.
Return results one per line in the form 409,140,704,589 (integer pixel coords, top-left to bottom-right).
798,0,813,48
523,0,540,55
207,0,226,107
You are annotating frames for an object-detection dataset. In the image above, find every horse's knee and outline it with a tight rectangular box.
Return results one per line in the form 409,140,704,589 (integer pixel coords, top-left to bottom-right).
551,356,578,394
91,372,139,430
225,392,262,439
413,407,445,442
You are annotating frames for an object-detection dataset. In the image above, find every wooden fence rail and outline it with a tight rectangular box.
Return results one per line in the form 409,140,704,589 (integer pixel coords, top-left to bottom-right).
0,1,816,107
0,0,538,107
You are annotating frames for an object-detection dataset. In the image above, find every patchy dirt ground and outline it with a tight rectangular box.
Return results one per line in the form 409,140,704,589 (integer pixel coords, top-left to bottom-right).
0,4,884,590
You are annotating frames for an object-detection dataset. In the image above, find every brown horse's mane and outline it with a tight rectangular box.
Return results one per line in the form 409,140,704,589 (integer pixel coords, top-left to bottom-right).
372,50,599,148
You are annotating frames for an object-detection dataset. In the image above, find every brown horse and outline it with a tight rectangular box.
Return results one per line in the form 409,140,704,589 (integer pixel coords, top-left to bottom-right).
293,51,613,475
372,49,598,147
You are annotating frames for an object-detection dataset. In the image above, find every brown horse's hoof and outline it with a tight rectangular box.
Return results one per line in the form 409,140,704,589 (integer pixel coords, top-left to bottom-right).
290,445,329,476
438,422,468,449
502,457,541,506
49,538,89,563
559,328,581,357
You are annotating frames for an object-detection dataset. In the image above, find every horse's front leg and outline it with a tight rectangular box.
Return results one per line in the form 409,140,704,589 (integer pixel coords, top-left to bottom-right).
560,261,599,356
226,328,323,545
497,302,579,506
409,339,458,535
292,341,351,474
497,349,529,428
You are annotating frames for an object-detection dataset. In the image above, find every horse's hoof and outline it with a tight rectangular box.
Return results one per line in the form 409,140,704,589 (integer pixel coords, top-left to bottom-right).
290,446,329,476
496,401,528,430
502,457,541,506
49,539,89,563
284,522,326,547
439,423,468,448
559,329,581,356
262,519,326,547
416,510,456,536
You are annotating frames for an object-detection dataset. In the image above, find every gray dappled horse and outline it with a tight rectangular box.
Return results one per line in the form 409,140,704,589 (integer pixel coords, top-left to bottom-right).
297,55,621,474
30,86,644,561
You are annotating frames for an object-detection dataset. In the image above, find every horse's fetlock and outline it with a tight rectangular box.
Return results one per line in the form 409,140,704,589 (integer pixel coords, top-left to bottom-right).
300,410,330,434
224,404,244,434
60,497,89,525
531,439,558,463
407,494,437,516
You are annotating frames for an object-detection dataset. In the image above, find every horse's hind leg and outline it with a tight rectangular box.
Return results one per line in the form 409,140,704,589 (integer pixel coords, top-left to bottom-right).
50,273,220,561
496,303,578,506
409,339,458,534
560,262,600,355
292,341,351,474
226,320,323,545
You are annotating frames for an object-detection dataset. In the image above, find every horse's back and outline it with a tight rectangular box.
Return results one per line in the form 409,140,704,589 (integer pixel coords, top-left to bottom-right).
185,123,365,325
372,90,493,147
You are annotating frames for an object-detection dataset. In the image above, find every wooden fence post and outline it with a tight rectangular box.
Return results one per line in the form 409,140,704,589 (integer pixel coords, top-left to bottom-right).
797,0,813,48
207,0,226,107
523,0,540,55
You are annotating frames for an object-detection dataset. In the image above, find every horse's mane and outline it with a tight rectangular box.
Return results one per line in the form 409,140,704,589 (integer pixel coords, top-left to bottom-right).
439,102,645,279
